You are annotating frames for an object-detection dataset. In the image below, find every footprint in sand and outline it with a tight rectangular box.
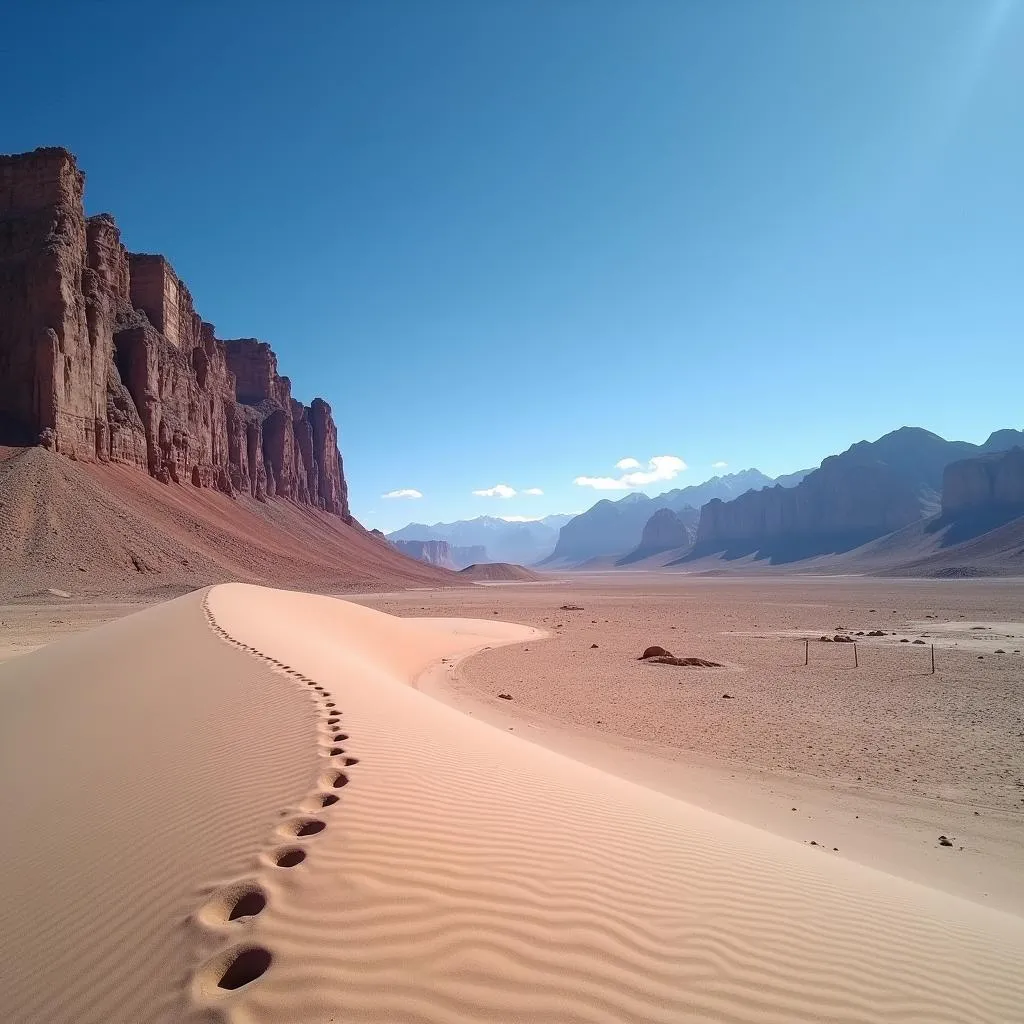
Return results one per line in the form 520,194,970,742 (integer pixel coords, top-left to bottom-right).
278,817,327,838
198,882,267,927
274,848,306,868
214,946,272,990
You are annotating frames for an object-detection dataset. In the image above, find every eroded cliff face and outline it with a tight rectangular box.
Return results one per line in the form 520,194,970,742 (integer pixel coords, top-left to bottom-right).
692,428,1024,561
0,147,349,519
943,448,1024,517
390,539,455,568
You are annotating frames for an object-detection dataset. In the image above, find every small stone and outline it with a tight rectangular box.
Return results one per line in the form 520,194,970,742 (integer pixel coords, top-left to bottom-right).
497,693,513,701
721,693,733,699
939,836,953,847
590,643,599,649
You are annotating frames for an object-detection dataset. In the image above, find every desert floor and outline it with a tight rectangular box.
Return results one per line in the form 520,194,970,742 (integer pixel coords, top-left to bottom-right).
361,573,1024,912
1,574,1022,1023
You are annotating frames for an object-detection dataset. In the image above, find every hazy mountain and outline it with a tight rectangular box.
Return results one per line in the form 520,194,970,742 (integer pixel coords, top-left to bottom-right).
387,513,572,565
688,427,1024,564
617,506,701,565
544,469,807,565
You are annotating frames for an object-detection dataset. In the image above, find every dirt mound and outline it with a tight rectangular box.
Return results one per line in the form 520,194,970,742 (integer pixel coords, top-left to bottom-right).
0,445,453,600
457,562,543,582
646,656,723,668
637,645,722,667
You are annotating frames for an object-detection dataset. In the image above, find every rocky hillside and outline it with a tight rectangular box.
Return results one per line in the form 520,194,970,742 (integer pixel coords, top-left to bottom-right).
691,428,1024,563
0,147,347,516
0,445,451,600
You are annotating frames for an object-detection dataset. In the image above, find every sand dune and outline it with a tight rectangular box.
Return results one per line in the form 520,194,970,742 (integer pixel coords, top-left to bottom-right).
1,584,1023,1023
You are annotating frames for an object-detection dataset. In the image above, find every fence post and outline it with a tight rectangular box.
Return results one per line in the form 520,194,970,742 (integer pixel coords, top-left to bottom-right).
854,643,858,668
931,644,935,675
804,638,809,666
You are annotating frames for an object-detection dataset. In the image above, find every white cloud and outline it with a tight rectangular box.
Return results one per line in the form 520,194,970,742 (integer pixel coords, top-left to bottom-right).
522,487,544,495
381,488,423,499
499,515,543,522
712,461,728,469
473,483,517,498
575,455,687,491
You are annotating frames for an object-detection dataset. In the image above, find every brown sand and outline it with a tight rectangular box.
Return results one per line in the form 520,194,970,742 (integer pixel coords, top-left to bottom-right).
2,581,1023,1023
368,573,1024,910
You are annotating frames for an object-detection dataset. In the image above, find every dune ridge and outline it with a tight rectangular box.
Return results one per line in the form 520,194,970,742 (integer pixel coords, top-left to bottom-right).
2,584,1023,1023
202,585,1024,1023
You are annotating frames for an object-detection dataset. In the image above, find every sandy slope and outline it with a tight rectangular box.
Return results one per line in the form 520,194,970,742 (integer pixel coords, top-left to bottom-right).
2,584,1023,1023
0,445,452,600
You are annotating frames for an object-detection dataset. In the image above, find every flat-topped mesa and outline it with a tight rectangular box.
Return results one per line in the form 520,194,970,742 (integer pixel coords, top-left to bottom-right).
0,145,350,520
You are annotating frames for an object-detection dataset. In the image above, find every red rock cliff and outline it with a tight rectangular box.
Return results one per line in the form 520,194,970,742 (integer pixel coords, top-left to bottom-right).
0,146,350,519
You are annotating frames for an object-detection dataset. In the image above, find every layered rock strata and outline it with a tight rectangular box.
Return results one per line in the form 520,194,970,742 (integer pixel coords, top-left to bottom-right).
0,147,348,518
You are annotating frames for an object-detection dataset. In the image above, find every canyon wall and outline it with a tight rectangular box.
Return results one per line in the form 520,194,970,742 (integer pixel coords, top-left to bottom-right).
390,539,455,568
942,448,1024,518
692,428,1024,562
0,147,349,518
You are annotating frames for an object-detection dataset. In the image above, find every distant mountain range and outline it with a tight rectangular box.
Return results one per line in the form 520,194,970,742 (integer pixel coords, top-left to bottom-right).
687,427,1024,564
387,514,574,565
541,468,811,566
388,428,1024,578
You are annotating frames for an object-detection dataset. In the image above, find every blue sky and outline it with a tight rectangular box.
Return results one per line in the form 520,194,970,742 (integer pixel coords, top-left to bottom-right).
3,1,1022,531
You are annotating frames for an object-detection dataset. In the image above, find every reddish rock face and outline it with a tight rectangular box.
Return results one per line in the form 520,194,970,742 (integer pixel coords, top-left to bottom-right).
0,146,350,520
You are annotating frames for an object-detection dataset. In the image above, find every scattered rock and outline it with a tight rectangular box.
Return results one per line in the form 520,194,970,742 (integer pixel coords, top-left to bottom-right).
912,639,926,645
995,649,1006,654
590,643,599,649
45,588,72,599
560,604,584,611
866,630,885,637
900,638,910,643
497,693,513,701
721,693,733,699
639,645,673,660
818,636,833,643
938,836,953,847
809,840,818,846
833,634,855,643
